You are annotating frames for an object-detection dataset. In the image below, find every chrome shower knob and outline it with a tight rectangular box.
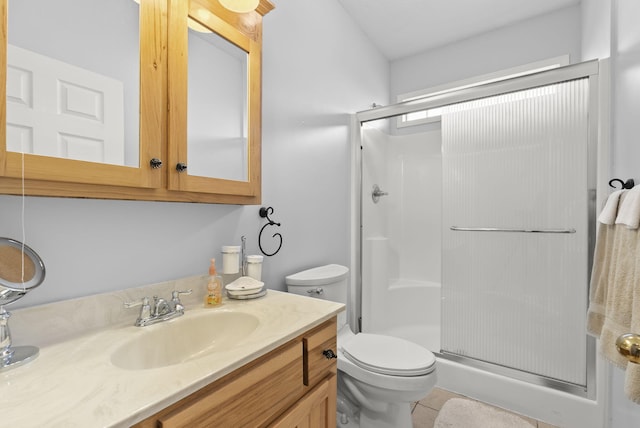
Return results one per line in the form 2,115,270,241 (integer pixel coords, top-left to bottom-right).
371,184,389,203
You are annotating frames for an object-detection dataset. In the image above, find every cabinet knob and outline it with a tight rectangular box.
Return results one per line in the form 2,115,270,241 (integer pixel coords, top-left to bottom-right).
176,163,188,173
149,158,163,169
322,349,337,360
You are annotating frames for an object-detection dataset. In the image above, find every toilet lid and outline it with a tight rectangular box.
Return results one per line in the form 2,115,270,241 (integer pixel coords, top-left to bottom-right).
341,333,436,377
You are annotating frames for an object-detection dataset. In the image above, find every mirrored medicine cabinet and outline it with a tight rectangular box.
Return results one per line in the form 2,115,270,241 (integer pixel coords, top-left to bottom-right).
0,0,273,204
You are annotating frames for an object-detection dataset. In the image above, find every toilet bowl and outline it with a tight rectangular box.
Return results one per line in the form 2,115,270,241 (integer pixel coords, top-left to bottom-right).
285,264,437,428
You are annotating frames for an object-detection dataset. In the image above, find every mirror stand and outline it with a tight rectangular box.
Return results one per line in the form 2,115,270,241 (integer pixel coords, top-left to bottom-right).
0,238,46,372
0,307,39,371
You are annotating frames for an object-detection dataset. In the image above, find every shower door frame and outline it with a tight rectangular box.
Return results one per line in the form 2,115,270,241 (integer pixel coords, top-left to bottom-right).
350,59,608,399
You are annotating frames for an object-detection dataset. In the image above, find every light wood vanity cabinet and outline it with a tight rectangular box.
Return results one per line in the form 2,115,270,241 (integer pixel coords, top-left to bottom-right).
132,317,338,428
0,0,273,204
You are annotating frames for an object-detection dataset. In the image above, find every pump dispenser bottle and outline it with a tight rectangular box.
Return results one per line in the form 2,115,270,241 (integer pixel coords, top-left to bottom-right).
204,258,223,307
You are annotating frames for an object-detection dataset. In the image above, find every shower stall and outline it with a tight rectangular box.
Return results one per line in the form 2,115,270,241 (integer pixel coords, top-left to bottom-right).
351,61,607,427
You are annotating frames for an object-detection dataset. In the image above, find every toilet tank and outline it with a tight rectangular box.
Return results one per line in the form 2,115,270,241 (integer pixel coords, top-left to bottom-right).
285,264,349,305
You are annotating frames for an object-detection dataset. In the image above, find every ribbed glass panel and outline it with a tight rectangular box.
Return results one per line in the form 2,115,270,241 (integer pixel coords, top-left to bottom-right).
440,79,589,386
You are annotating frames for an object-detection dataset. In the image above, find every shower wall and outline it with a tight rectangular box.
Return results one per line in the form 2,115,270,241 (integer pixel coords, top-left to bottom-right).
360,124,441,350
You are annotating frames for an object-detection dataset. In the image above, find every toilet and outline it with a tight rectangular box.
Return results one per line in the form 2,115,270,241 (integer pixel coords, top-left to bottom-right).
286,264,437,428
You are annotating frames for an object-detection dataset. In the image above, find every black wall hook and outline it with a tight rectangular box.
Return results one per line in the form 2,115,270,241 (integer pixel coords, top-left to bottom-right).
609,178,635,190
258,207,283,257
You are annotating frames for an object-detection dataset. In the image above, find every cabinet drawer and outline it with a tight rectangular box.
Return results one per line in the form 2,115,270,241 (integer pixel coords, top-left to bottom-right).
135,340,304,428
303,317,337,387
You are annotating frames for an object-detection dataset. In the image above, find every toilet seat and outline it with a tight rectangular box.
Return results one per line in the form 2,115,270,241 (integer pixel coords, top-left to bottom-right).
341,333,436,377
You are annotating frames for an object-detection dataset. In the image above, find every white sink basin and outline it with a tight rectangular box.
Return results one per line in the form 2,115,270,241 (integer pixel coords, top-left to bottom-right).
111,310,260,370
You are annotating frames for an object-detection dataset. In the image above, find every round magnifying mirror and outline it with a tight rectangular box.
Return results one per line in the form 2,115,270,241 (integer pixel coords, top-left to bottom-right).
0,238,46,306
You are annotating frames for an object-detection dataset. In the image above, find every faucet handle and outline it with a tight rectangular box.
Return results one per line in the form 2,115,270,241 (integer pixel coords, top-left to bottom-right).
171,289,192,313
124,296,150,309
171,289,193,302
123,297,151,323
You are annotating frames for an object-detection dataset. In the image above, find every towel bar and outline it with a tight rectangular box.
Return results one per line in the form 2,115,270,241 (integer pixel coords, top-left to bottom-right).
450,226,576,234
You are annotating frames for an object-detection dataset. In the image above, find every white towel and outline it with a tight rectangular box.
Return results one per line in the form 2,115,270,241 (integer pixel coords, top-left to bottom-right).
598,189,626,224
616,186,640,229
588,214,640,403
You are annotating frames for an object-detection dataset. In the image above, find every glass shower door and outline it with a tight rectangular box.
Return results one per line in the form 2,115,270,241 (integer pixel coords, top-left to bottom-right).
440,79,590,388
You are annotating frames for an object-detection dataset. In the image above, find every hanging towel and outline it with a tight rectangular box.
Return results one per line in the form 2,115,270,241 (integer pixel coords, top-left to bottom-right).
625,276,640,401
616,185,640,229
598,189,626,225
588,191,640,403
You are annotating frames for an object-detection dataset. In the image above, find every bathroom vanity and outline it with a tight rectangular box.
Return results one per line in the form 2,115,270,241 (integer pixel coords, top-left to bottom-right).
133,317,338,427
0,278,343,427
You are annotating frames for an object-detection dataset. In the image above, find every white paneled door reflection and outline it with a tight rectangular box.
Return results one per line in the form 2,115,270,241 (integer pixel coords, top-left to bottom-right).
440,79,590,386
6,44,125,165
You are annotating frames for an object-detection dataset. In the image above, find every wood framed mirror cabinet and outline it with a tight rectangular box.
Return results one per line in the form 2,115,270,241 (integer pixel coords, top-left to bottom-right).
0,0,273,204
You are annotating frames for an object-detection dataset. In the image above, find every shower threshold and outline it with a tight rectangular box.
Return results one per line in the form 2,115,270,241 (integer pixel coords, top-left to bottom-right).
437,351,589,398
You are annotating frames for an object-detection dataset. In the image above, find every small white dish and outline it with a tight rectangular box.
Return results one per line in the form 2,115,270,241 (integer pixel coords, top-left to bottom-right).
227,289,267,300
225,276,264,293
226,286,265,297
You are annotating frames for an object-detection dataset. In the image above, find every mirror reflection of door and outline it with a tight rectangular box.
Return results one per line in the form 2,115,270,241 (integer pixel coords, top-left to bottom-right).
187,27,249,182
6,0,140,167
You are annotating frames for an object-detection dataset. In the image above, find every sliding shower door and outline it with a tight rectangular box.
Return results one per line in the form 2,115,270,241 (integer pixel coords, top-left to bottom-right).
440,78,590,388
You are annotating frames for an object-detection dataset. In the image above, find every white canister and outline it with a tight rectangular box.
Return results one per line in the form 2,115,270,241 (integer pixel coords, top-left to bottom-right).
246,255,264,281
221,246,241,274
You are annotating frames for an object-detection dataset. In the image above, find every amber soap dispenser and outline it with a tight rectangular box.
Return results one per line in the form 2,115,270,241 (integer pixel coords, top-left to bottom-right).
204,258,223,307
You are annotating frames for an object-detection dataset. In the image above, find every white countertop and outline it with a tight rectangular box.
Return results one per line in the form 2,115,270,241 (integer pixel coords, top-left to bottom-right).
0,286,344,428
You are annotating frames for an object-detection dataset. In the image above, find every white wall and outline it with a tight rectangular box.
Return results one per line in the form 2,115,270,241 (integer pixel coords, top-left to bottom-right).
260,0,388,284
263,0,389,289
582,0,640,426
390,4,582,102
581,0,611,61
610,0,640,181
0,0,388,309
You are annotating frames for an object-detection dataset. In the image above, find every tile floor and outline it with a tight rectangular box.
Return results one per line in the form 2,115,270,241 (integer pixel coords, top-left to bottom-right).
411,387,559,428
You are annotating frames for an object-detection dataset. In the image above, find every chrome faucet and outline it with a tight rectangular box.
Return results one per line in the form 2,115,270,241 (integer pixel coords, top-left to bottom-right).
152,297,171,317
124,289,192,327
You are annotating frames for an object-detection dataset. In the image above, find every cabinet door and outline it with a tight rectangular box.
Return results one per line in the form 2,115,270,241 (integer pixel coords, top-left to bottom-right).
167,0,261,197
133,340,304,428
0,0,164,189
270,374,338,428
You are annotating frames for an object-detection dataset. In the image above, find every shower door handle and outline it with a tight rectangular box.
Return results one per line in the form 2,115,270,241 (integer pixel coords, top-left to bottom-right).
450,226,576,234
